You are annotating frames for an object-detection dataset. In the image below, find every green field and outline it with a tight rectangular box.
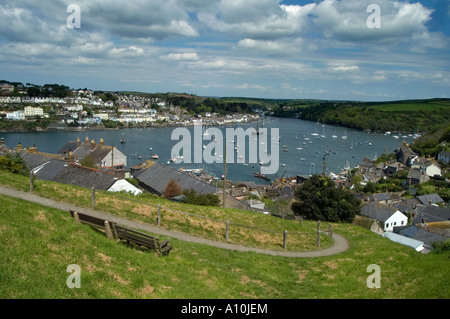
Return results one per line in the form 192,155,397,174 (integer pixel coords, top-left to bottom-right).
367,100,450,112
0,172,449,299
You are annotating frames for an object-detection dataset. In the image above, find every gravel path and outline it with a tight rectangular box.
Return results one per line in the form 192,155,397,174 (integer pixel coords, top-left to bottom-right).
0,185,349,257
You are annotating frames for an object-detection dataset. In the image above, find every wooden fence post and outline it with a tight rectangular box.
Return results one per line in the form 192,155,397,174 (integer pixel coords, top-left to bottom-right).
73,211,80,224
328,224,333,240
316,220,321,248
91,187,96,209
30,171,35,192
225,220,230,241
283,230,288,250
104,221,113,239
157,205,161,226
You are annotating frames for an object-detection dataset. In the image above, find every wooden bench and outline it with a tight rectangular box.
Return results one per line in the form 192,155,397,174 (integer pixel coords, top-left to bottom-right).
69,210,115,239
112,224,173,256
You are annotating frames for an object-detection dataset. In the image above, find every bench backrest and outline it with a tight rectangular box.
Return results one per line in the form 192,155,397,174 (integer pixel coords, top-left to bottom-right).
69,210,114,229
112,224,160,250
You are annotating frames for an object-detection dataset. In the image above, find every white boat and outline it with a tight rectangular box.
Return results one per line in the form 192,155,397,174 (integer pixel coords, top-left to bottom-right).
151,154,159,160
332,135,338,138
300,158,305,161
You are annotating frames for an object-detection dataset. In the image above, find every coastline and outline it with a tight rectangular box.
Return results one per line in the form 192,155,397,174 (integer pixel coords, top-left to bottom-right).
0,117,263,134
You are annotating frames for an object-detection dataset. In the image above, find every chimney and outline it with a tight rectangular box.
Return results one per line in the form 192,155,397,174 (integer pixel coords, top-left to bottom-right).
85,137,89,145
99,138,104,146
90,139,96,150
16,142,23,151
28,144,38,154
76,137,81,148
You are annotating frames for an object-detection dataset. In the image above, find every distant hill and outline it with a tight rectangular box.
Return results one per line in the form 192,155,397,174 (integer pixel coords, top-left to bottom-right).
273,98,450,133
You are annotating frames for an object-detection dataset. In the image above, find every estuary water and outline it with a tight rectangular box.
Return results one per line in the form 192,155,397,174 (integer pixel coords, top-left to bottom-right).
1,117,414,184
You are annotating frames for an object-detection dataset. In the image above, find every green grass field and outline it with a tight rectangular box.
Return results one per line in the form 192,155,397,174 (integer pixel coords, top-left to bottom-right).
0,171,449,299
363,99,450,112
1,194,449,299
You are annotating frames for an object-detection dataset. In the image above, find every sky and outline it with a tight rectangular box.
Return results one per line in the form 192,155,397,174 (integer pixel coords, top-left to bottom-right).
1,0,449,101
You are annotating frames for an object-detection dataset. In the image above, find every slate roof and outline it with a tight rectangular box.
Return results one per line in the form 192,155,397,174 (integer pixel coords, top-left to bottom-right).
393,198,419,213
52,163,117,190
35,161,117,191
57,141,78,155
416,193,444,206
414,205,450,223
360,202,400,222
394,225,448,248
34,159,68,181
19,151,58,169
134,162,217,195
371,193,392,202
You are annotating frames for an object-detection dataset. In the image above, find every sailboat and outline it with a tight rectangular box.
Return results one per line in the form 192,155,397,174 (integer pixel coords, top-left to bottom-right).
252,120,264,135
120,133,125,144
202,123,210,137
341,129,347,140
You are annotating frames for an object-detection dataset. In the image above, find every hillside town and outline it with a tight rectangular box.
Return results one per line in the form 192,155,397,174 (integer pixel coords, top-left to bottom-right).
0,86,261,130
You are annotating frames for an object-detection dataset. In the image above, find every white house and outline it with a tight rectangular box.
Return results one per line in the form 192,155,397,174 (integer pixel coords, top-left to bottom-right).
424,161,442,177
24,106,44,117
360,202,408,232
382,210,409,232
6,110,25,120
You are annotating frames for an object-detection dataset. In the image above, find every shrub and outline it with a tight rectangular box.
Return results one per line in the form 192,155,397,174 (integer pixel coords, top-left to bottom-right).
431,239,450,254
0,153,29,175
182,189,220,206
163,179,182,199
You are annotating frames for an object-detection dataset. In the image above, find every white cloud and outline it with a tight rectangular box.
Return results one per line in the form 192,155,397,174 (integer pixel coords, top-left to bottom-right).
197,0,316,40
331,65,360,72
160,52,200,61
312,0,439,48
236,38,304,56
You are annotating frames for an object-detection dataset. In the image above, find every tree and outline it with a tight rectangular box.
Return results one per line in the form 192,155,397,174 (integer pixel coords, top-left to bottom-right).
163,179,182,199
291,175,360,223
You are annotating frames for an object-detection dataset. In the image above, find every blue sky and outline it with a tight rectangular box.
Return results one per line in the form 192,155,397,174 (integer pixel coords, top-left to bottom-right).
1,0,449,101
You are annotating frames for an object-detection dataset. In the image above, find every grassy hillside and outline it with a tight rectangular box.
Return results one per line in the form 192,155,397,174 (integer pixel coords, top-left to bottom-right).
1,194,449,299
0,167,449,299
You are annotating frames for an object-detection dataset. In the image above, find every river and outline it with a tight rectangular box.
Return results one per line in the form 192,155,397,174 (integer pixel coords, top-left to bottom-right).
1,117,415,184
